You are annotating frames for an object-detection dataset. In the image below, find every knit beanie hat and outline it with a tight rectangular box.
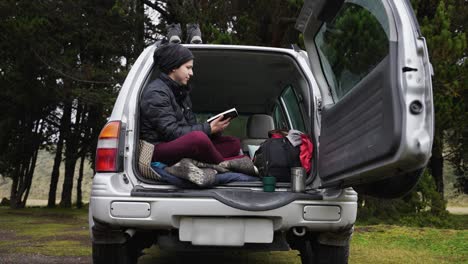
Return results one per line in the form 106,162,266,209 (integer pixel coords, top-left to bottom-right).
153,43,194,74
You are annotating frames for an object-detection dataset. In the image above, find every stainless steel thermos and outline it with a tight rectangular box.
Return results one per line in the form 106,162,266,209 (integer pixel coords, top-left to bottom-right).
291,167,306,192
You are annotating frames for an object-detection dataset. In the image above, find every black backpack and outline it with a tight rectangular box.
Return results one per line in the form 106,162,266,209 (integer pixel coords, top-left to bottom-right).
253,137,301,182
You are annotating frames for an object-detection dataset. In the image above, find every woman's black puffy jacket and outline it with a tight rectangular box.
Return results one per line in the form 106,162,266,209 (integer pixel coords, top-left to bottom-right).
140,73,211,145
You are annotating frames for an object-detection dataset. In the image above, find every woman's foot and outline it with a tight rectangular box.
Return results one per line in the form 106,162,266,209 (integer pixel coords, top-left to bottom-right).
165,158,216,187
167,23,182,43
186,23,202,44
219,156,258,175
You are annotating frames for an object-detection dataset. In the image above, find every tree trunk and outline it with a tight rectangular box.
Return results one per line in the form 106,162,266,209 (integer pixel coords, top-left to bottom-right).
47,137,64,208
21,144,39,208
430,135,444,196
76,103,93,209
60,101,84,208
461,101,468,194
134,0,145,54
9,151,39,208
59,100,78,208
60,154,77,208
76,153,85,209
47,103,70,208
462,126,468,194
9,174,19,209
9,119,42,209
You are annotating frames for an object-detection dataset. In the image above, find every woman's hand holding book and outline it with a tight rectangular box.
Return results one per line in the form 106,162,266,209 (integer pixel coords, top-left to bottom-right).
209,115,231,134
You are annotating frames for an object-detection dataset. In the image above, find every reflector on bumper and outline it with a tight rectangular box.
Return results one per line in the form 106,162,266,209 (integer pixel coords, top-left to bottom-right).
303,205,341,221
110,202,151,218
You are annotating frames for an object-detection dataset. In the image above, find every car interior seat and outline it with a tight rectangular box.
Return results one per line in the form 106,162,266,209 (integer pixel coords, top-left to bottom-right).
241,114,275,157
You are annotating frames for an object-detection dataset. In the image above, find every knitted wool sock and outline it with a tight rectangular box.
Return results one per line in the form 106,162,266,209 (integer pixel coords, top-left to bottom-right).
165,158,216,187
191,159,229,174
219,156,258,176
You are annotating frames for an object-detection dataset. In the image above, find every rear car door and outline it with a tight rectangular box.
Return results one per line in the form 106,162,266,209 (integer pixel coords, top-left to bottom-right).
296,0,433,189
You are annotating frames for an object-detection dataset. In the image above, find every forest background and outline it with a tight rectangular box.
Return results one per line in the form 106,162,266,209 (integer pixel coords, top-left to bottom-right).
0,0,466,227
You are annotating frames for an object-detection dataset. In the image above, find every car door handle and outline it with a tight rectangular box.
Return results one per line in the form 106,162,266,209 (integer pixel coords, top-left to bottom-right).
402,66,418,72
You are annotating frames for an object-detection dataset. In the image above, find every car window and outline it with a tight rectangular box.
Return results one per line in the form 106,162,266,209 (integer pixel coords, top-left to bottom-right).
314,0,390,101
280,86,306,132
272,104,288,130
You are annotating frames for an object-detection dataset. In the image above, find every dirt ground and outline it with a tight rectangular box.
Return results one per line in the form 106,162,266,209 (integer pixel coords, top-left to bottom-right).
0,254,91,264
0,208,92,264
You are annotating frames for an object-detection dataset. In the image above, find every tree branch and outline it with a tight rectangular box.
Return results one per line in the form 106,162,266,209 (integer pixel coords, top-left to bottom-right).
143,0,168,17
32,50,115,85
279,17,297,24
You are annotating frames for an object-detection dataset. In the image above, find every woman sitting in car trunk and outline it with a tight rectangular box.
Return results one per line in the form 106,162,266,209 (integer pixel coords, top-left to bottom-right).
140,43,242,165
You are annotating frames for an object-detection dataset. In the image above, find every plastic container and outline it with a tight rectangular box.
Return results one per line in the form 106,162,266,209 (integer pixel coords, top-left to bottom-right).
262,176,276,192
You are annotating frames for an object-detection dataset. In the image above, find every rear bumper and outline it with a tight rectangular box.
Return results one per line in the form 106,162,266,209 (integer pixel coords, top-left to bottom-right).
90,189,357,232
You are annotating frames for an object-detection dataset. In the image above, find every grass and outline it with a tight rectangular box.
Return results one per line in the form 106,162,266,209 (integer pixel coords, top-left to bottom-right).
351,225,467,263
356,211,468,230
0,207,467,263
0,207,91,257
19,240,91,256
448,194,468,207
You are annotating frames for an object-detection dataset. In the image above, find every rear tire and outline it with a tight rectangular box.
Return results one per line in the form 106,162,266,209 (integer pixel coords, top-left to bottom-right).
297,239,314,263
92,242,139,264
297,238,349,264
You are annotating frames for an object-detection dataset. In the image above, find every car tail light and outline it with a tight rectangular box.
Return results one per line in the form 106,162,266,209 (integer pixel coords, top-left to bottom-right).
96,121,123,172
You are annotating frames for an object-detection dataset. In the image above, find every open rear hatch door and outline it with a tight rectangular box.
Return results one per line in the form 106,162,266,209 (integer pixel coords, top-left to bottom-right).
296,0,433,191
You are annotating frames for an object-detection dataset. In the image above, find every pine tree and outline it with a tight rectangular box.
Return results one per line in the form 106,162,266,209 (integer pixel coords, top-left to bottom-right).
412,0,467,195
0,0,145,208
144,0,303,47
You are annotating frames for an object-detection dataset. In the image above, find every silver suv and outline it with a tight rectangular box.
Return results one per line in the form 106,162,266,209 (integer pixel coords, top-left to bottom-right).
89,0,433,263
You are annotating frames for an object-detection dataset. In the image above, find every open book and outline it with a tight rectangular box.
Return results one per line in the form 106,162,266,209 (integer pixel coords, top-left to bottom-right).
206,108,238,123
